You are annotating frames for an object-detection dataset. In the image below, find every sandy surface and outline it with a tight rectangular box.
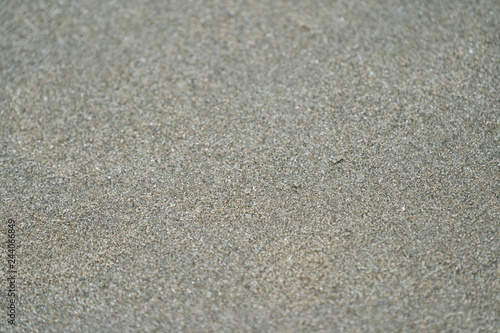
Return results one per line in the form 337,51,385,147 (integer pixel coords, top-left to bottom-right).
1,0,499,331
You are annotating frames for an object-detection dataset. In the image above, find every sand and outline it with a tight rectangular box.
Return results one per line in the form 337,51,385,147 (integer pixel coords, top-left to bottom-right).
1,0,498,331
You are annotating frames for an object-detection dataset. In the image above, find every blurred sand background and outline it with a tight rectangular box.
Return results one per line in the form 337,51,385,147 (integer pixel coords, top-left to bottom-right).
1,0,498,331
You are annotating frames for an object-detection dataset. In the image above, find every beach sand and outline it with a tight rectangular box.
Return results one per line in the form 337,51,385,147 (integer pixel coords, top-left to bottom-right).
1,1,498,331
